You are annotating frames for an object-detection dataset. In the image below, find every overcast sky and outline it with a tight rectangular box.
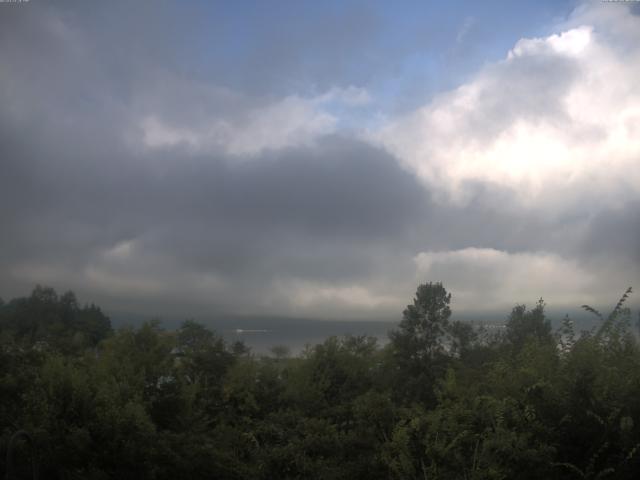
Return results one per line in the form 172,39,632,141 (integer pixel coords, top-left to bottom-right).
1,0,638,320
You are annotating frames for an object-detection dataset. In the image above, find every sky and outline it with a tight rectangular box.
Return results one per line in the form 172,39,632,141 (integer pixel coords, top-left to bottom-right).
0,0,638,321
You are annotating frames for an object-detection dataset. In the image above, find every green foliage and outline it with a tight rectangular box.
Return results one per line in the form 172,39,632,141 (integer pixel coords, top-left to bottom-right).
388,282,453,405
391,282,453,362
505,299,553,350
0,285,111,353
1,284,639,479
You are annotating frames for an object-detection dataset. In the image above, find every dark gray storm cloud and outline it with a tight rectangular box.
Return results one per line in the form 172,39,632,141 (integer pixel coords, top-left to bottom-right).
0,3,431,314
580,202,640,267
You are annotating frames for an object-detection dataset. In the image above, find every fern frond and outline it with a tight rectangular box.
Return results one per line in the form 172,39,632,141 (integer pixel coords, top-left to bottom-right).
552,462,585,478
609,287,632,320
625,442,640,461
586,410,605,426
594,288,634,341
582,304,603,321
594,467,615,479
586,441,609,477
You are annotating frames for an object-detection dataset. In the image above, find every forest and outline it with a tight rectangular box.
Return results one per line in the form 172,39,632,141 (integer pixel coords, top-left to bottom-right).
1,283,639,479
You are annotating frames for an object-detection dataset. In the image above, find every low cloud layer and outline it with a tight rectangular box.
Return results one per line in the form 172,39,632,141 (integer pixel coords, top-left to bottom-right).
0,1,638,319
376,20,640,211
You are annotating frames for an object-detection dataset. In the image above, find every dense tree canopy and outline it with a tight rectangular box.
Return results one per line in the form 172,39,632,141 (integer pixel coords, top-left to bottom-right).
1,284,639,479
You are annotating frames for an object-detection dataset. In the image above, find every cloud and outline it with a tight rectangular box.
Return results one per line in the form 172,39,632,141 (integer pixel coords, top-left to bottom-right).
455,16,475,45
1,127,431,317
271,278,404,319
139,89,372,156
0,2,419,317
414,248,599,312
318,86,372,106
375,6,640,211
0,1,638,319
579,200,640,267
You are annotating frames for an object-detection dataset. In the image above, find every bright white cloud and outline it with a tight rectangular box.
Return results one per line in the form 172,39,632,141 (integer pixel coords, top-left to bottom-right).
140,86,371,156
141,116,202,150
375,6,640,210
272,278,403,319
507,26,592,59
104,240,135,260
141,95,336,156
